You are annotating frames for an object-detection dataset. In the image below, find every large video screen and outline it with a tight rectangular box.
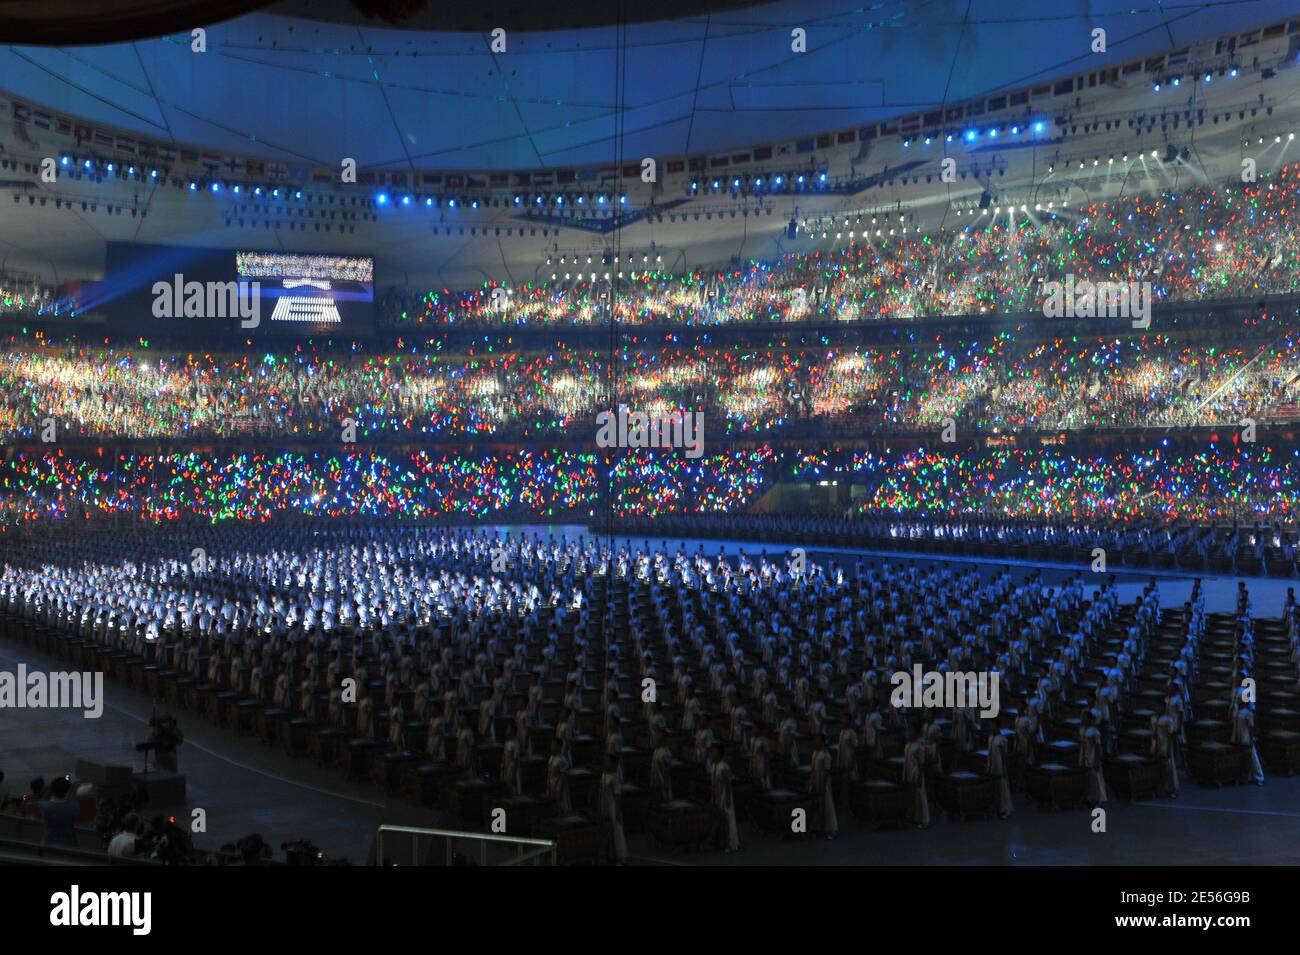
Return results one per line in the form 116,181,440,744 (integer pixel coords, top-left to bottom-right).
234,252,373,327
103,243,375,340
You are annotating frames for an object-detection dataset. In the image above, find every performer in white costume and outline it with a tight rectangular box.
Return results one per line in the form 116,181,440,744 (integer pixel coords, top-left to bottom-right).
709,742,740,853
600,754,629,865
809,734,838,838
986,726,1013,818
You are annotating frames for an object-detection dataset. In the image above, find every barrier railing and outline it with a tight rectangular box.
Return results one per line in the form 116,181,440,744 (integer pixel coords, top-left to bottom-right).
375,825,557,867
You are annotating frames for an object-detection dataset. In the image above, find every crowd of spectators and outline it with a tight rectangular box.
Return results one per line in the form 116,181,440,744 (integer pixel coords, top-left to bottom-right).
4,329,1300,444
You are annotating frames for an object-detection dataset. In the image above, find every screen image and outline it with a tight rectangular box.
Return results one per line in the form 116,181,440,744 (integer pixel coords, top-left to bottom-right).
234,252,374,326
102,243,375,340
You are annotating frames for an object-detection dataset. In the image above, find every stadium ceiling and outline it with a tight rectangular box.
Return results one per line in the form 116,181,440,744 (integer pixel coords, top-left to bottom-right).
1,0,1296,172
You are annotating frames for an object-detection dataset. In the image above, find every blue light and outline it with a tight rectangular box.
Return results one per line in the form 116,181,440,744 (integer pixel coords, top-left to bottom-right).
924,137,931,145
1010,126,1019,135
774,176,783,185
555,196,562,205
796,175,805,184
150,169,158,179
60,156,71,167
188,181,197,191
295,190,303,200
210,182,221,193
619,194,627,204
988,128,998,138
425,197,434,206
1230,67,1239,77
1032,121,1046,133
376,192,388,205
272,188,280,198
902,139,910,148
965,129,977,141
1153,82,1161,92
83,160,92,170
1172,76,1180,86
106,163,115,172
946,133,953,142
400,194,411,205
254,186,262,195
513,195,522,205
818,172,827,182
127,166,135,175
599,194,608,203
233,185,240,194
448,198,456,207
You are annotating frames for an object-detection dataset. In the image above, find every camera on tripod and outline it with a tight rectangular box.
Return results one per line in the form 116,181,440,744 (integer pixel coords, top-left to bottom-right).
281,839,325,866
136,712,183,771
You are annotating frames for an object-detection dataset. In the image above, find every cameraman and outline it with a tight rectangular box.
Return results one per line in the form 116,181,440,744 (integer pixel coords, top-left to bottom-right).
142,715,184,771
144,813,192,865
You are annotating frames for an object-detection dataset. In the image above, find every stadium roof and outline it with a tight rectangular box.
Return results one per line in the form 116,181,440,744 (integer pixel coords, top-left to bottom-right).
2,0,1295,172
